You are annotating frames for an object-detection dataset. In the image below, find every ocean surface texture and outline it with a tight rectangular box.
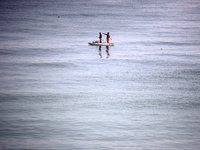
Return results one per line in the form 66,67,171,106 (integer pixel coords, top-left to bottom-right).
0,0,200,149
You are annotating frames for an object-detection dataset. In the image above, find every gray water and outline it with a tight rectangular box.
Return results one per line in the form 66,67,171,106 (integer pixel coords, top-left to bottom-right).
0,0,200,149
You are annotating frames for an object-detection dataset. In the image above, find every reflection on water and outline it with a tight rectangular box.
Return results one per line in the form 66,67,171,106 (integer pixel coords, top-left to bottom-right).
99,46,102,58
99,46,110,58
106,46,110,58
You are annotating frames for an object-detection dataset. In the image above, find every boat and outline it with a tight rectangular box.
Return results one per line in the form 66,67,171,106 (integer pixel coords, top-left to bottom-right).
88,42,114,46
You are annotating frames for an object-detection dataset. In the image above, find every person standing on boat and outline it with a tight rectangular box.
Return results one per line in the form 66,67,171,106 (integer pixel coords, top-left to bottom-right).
99,32,102,43
103,32,110,43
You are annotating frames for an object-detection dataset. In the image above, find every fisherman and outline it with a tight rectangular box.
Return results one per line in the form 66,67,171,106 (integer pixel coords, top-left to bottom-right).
103,32,110,43
99,32,102,43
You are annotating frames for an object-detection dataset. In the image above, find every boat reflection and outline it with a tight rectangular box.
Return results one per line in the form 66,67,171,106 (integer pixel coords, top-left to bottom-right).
98,46,110,58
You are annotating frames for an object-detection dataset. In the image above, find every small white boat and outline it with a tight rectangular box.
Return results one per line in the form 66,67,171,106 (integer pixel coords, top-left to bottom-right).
88,42,114,46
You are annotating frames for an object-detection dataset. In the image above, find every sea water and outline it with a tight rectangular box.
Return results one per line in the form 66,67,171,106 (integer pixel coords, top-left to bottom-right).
0,0,200,149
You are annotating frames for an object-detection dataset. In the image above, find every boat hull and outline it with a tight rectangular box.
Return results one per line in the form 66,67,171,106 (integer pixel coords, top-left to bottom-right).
88,42,114,46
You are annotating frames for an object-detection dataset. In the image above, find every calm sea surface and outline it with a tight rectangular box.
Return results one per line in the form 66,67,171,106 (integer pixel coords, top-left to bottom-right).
0,0,200,149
